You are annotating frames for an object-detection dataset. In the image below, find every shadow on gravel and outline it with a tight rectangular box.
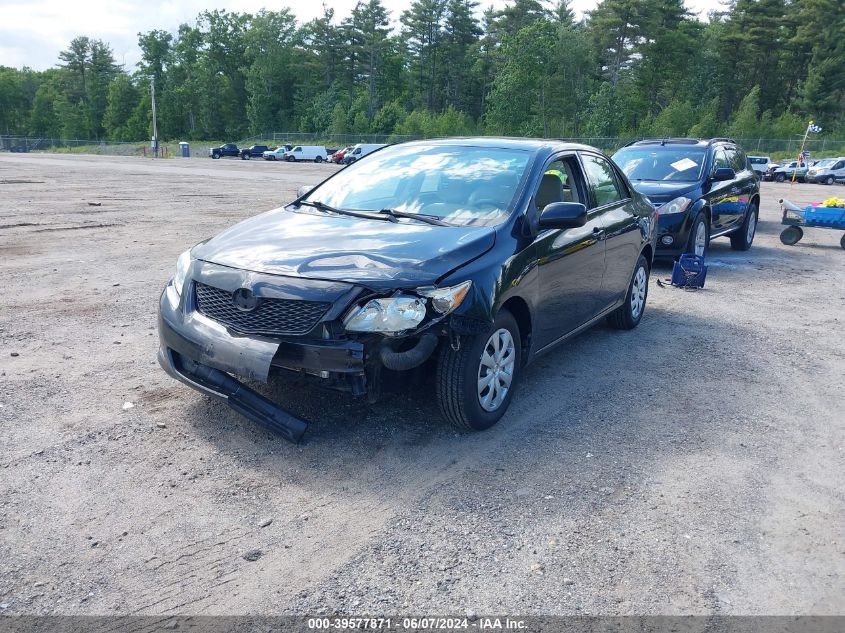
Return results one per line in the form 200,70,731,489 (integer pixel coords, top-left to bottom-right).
183,303,764,494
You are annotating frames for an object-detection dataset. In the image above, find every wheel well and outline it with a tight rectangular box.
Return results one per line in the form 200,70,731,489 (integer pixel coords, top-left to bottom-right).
750,193,760,211
501,296,532,358
641,243,653,266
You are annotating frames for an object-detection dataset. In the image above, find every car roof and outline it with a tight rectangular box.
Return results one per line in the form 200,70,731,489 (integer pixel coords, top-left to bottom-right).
622,137,737,149
396,136,600,155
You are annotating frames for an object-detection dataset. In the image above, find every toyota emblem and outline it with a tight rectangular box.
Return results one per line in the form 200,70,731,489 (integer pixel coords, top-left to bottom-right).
232,288,260,312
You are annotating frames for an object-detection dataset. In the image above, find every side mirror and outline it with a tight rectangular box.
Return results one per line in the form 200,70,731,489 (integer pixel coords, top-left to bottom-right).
539,202,588,229
712,167,736,181
297,185,312,198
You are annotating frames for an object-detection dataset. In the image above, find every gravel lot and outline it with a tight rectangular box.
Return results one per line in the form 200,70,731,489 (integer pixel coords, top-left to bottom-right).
0,153,843,616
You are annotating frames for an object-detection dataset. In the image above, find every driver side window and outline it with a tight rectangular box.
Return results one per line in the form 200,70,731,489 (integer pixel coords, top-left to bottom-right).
534,158,582,211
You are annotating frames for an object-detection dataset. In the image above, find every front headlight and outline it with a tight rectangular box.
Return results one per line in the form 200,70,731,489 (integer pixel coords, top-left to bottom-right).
416,280,472,314
172,249,192,296
660,196,692,215
344,296,427,333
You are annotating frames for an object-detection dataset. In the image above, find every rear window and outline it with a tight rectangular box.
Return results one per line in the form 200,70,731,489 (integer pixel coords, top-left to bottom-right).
612,147,707,182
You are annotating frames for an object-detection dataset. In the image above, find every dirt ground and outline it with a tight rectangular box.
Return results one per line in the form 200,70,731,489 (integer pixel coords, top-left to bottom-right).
0,153,843,616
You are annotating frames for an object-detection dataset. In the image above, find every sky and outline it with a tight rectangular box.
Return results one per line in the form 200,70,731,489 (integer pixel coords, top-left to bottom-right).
0,0,726,72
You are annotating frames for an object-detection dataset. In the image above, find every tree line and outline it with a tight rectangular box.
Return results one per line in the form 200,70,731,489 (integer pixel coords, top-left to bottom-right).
0,0,842,143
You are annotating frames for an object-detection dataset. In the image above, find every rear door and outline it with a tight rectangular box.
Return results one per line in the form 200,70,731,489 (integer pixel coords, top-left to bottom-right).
579,152,642,307
534,154,607,348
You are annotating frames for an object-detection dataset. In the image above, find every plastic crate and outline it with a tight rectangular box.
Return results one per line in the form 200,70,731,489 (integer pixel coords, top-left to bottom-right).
802,206,845,227
671,254,708,288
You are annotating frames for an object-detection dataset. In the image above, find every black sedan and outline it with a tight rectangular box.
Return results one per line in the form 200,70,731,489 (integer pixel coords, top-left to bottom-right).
158,138,657,440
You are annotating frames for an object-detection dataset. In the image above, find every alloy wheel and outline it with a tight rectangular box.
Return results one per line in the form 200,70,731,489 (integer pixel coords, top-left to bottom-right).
477,328,516,412
746,209,757,243
694,221,707,257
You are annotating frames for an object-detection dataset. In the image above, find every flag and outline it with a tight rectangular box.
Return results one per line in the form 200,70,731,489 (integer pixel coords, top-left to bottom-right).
808,123,822,133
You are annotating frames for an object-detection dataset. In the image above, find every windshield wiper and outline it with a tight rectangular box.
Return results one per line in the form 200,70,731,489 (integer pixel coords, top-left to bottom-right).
378,208,450,226
296,200,389,222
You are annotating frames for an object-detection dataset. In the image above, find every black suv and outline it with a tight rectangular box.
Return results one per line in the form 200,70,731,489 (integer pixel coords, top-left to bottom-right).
240,145,269,160
612,138,760,258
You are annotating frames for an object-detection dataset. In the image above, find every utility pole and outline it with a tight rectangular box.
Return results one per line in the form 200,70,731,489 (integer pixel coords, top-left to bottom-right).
150,77,159,158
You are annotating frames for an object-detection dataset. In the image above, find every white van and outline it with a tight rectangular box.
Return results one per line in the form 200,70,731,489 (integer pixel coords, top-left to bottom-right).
806,157,845,185
285,145,328,163
343,143,387,164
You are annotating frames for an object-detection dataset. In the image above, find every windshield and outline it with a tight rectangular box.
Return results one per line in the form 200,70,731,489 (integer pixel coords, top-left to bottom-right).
814,159,835,168
749,156,768,164
612,147,707,182
301,144,532,227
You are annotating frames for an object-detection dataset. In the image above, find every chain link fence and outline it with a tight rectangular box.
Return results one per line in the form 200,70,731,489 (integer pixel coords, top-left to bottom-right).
4,134,845,158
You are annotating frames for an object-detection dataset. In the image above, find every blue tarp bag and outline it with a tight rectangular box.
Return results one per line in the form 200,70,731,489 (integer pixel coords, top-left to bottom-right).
671,254,708,288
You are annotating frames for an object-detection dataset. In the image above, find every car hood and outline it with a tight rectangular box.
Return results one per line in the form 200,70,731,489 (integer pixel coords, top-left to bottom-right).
192,207,496,287
628,181,701,205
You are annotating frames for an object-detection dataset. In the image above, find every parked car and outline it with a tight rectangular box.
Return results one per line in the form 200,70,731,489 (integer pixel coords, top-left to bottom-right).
240,145,269,160
332,146,354,164
158,138,657,439
806,157,845,185
612,137,760,258
285,145,328,162
342,143,387,164
748,155,776,180
209,143,240,159
771,160,809,182
263,145,292,161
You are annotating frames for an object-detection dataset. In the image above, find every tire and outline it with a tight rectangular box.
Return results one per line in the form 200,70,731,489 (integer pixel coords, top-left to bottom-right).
825,176,835,185
347,157,356,165
212,153,220,159
286,155,295,162
840,234,845,250
436,310,522,431
775,173,786,183
730,201,758,251
780,226,803,245
685,213,709,257
314,155,323,163
607,254,650,330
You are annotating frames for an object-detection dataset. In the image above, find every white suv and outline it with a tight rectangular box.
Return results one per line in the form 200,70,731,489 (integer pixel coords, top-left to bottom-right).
748,155,776,179
806,157,845,185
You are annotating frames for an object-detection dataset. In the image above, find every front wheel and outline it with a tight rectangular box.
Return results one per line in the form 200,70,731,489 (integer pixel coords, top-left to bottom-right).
730,202,758,250
840,234,845,250
780,226,803,245
607,255,650,330
825,176,835,185
314,155,323,163
775,173,786,183
212,153,220,159
685,213,709,257
436,310,521,431
286,155,295,162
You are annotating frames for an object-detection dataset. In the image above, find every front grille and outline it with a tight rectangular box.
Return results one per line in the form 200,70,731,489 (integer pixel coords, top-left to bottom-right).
194,283,330,336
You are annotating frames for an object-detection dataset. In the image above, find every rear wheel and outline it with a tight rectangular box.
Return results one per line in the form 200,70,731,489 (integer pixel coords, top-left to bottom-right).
685,213,709,257
730,201,758,250
780,226,803,245
840,233,845,250
436,310,521,431
607,255,650,330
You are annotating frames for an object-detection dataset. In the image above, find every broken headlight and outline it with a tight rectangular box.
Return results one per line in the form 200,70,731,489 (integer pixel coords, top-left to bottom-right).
172,249,193,297
344,295,427,334
416,280,472,314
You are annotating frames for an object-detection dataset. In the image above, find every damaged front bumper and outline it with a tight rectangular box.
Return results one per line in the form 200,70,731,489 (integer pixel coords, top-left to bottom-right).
157,261,472,442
